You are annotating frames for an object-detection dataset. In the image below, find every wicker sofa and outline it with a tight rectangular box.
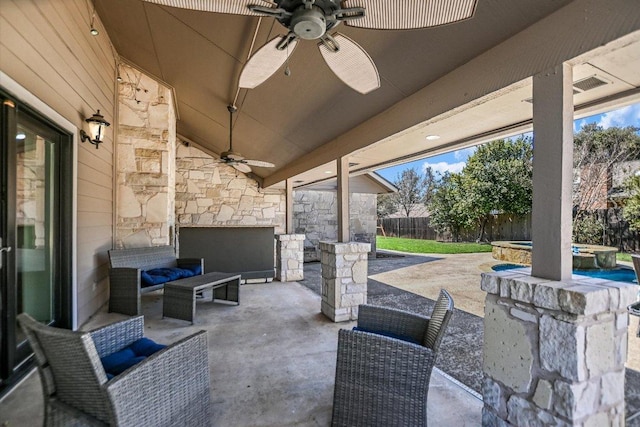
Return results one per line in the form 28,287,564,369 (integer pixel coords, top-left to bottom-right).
18,313,211,427
108,246,204,316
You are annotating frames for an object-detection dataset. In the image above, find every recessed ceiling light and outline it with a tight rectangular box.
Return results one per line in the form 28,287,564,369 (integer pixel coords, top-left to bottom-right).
425,135,440,140
325,170,332,174
16,132,26,140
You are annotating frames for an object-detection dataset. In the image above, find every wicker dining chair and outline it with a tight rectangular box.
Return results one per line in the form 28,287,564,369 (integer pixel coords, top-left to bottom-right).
331,289,454,427
18,313,211,427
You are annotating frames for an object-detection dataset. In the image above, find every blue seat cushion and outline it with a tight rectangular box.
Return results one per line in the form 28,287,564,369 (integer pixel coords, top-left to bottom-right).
140,266,202,287
353,326,422,345
129,337,167,357
185,264,202,275
101,338,167,377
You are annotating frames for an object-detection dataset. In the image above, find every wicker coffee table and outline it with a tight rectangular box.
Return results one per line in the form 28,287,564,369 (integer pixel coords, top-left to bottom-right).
163,272,241,323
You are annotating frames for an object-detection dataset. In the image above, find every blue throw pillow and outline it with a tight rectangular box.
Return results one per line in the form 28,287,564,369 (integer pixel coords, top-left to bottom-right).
141,267,185,287
129,337,167,357
140,270,164,287
185,264,202,275
101,338,167,378
176,268,195,278
101,347,136,374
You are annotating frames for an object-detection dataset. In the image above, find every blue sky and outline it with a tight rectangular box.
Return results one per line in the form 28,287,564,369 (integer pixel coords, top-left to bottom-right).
376,103,640,183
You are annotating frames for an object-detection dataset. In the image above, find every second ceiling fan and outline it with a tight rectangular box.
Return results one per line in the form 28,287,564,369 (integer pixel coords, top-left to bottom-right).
218,105,275,173
143,0,478,94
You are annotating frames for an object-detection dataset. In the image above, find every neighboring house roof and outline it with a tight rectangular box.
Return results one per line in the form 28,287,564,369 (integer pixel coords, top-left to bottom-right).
296,172,397,195
387,204,431,218
612,160,640,189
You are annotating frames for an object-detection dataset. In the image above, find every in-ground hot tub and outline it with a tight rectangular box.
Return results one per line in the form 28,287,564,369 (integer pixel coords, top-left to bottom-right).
491,241,618,270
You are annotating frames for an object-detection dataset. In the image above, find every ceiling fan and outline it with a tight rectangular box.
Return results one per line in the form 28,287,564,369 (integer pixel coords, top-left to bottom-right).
218,105,275,173
142,0,478,94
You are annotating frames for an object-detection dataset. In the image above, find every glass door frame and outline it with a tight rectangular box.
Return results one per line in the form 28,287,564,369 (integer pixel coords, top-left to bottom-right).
0,88,74,394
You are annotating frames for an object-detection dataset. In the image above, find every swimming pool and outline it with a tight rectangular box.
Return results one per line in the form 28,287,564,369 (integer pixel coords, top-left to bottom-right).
492,263,638,284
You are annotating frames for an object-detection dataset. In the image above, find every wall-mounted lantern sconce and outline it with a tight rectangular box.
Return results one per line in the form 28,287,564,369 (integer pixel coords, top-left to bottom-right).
80,110,110,149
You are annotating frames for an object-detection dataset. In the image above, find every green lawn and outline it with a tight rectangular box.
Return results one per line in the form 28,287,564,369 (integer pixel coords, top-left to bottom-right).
618,252,633,262
376,236,493,254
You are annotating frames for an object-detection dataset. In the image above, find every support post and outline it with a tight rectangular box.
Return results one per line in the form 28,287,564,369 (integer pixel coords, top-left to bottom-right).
285,178,294,235
480,271,634,426
275,234,304,282
482,63,631,427
337,156,349,243
320,241,370,322
531,63,574,281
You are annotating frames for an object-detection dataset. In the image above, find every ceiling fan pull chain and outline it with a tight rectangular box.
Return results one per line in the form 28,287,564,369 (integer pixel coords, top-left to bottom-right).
285,42,292,76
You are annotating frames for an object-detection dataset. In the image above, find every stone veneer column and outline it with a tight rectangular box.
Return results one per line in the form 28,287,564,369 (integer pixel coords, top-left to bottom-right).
116,64,175,248
320,241,370,322
481,269,635,426
275,234,305,282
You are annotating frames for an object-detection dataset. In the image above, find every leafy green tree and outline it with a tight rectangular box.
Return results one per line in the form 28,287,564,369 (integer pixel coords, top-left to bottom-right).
376,193,396,219
461,138,533,241
623,174,640,231
388,167,437,217
428,138,532,242
428,172,474,241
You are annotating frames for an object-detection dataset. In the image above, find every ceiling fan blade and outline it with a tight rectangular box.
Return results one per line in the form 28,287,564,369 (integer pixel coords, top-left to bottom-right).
244,159,275,168
232,162,252,173
142,0,274,16
341,0,477,29
318,33,380,95
239,36,299,89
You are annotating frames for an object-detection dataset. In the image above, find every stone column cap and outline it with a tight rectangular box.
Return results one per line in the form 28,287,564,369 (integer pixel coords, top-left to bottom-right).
319,241,371,253
481,271,636,316
275,234,305,241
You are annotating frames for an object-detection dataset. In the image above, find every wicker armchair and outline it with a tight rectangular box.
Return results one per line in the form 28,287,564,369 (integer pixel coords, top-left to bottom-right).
18,313,211,427
331,289,454,427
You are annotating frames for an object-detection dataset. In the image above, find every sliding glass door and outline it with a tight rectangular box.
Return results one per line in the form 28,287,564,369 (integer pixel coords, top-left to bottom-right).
0,90,72,393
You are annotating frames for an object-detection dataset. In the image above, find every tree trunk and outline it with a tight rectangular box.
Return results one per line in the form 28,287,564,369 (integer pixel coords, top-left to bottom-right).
477,217,487,243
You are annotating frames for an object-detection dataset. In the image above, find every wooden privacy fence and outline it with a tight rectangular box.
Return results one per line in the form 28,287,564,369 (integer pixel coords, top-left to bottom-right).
378,208,639,251
377,214,531,242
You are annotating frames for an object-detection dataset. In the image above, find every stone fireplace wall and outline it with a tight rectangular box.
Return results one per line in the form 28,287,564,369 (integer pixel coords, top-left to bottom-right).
115,64,176,248
175,143,286,232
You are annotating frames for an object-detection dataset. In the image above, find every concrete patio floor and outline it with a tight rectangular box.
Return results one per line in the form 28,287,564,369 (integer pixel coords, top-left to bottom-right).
3,250,637,425
0,280,482,426
369,251,640,372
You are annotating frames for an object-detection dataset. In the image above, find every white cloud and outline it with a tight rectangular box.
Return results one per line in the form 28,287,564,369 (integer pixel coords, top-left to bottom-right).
597,104,640,129
453,146,477,161
574,119,588,133
422,161,466,175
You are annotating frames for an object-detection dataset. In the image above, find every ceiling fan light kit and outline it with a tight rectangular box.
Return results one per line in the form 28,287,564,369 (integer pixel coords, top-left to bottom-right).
144,0,477,93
